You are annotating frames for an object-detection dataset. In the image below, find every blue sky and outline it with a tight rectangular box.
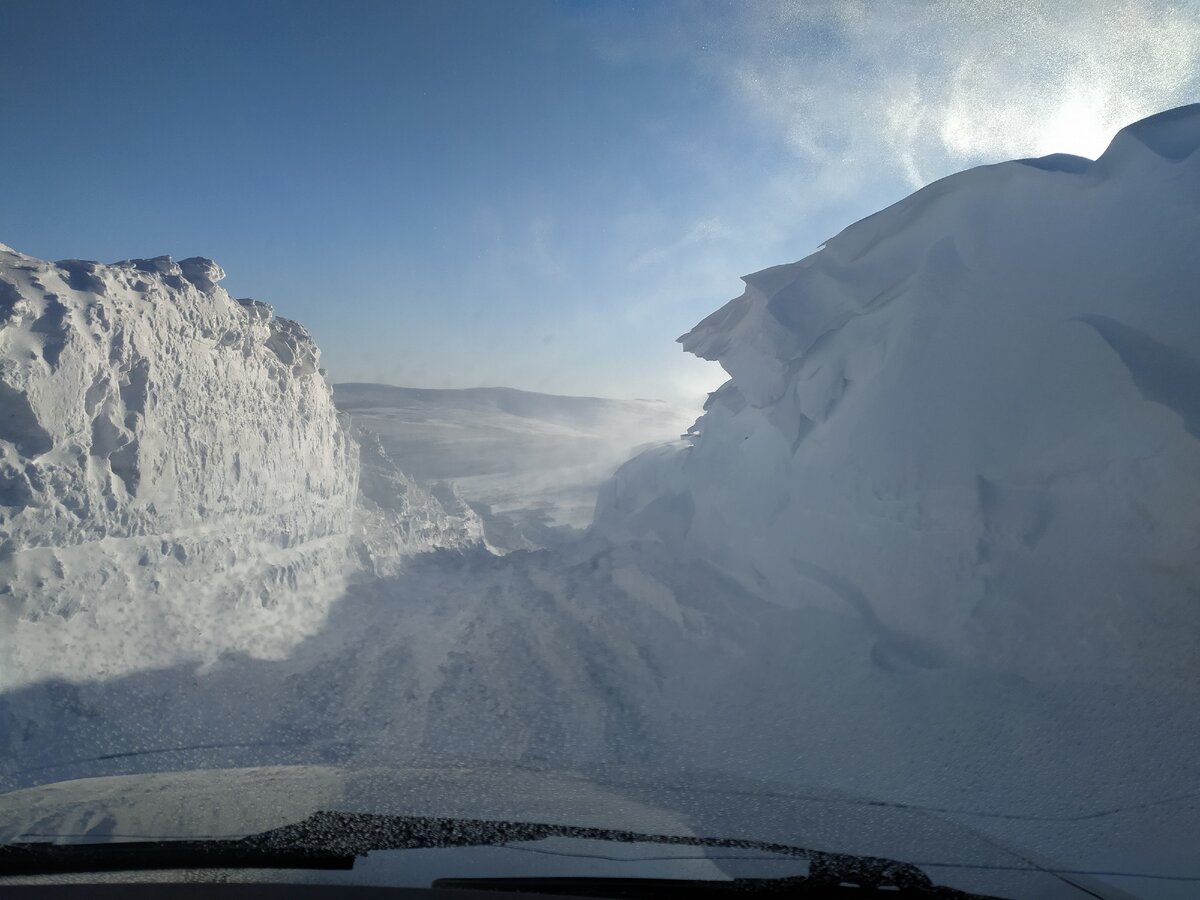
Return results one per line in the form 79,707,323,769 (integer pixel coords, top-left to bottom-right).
3,0,1197,402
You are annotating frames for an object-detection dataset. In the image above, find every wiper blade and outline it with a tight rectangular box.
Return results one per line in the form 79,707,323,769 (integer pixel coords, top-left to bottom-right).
0,810,1003,897
0,838,353,876
434,875,1006,898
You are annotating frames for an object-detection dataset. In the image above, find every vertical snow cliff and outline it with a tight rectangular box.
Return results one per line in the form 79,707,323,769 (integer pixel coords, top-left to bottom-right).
0,246,476,689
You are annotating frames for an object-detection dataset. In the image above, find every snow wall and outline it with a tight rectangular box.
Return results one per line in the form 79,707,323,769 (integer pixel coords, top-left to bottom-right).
594,105,1200,689
0,247,478,688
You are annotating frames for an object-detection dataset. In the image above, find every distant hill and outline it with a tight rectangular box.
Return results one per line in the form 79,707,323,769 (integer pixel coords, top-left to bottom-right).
333,383,696,543
335,383,678,430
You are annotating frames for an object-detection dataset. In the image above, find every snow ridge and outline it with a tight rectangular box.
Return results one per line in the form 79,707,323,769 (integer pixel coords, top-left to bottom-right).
596,104,1200,686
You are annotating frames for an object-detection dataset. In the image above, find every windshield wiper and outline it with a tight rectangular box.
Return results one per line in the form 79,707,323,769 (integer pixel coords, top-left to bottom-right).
0,810,1007,897
433,875,1000,898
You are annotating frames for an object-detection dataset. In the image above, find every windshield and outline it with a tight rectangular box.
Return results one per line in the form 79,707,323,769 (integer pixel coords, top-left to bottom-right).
1,2,1198,899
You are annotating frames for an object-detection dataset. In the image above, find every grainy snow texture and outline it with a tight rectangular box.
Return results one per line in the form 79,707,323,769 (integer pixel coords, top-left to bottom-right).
596,104,1200,688
0,247,479,689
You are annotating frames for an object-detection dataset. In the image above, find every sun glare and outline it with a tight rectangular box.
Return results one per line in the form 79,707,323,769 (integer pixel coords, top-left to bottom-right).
1034,94,1119,160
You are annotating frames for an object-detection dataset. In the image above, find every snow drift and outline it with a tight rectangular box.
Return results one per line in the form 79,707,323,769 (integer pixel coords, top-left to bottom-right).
0,246,478,689
595,105,1200,687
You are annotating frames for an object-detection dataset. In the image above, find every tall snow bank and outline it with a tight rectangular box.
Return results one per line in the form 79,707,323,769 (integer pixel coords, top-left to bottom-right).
0,246,477,689
595,105,1200,687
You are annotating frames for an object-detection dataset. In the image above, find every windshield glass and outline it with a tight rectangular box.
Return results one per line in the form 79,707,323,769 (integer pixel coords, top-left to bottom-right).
1,2,1198,899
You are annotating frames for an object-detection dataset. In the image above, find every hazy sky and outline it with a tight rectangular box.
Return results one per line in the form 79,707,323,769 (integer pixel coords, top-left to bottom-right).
3,0,1198,402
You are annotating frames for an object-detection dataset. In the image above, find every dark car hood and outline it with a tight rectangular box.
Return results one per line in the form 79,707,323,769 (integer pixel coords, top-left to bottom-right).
0,762,1134,899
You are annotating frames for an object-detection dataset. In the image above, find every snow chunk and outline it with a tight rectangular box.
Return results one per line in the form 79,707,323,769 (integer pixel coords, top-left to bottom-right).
178,256,226,292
